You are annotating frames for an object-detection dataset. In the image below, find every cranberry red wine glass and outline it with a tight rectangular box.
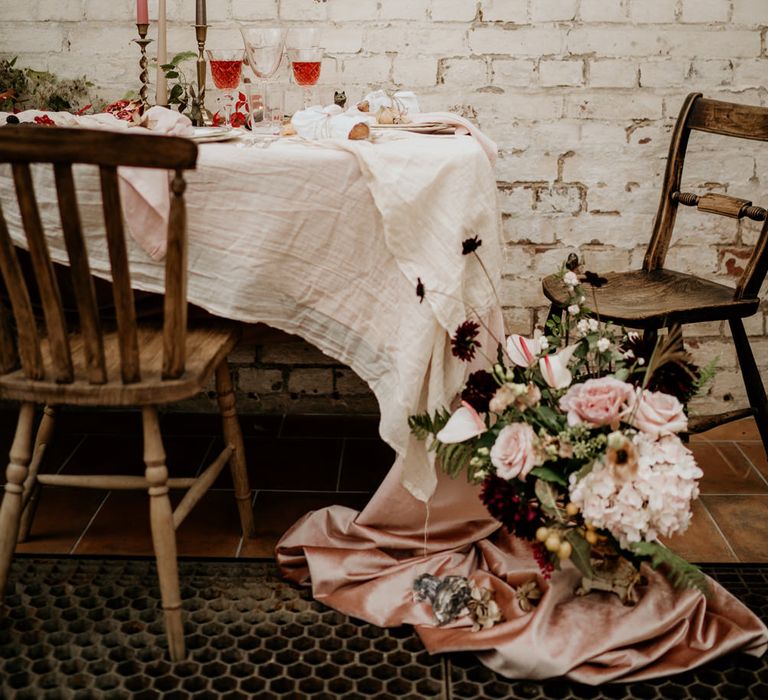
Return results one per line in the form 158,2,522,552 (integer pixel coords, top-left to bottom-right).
206,49,244,126
289,48,323,109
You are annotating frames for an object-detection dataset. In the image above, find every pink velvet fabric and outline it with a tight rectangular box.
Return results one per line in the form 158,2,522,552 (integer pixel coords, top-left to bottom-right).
277,457,768,683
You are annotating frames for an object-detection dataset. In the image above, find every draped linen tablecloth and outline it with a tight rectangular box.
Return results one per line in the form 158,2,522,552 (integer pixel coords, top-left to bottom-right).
1,125,765,681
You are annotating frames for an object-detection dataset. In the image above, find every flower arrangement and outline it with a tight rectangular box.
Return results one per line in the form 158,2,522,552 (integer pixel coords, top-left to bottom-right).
410,256,715,603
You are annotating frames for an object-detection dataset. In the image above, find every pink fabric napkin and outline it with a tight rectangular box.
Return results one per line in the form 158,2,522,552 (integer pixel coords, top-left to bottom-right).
118,106,194,260
410,112,498,165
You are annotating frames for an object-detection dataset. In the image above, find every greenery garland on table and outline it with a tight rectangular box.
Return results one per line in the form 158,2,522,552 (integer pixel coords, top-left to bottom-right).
0,57,94,113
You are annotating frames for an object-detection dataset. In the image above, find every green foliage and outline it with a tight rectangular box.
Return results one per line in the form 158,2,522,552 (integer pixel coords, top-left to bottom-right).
161,51,198,114
565,530,595,579
407,408,451,441
692,357,718,398
529,465,567,487
629,541,711,597
0,57,93,113
435,441,475,478
534,479,563,521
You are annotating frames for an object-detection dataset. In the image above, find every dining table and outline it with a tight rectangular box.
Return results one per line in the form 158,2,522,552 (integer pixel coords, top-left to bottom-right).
1,113,766,682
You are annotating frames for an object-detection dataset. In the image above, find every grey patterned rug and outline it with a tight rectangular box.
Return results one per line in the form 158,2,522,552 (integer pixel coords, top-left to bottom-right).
1,558,766,699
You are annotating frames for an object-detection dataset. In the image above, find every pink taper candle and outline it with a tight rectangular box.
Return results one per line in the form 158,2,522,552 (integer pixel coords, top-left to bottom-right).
156,0,168,105
136,0,148,25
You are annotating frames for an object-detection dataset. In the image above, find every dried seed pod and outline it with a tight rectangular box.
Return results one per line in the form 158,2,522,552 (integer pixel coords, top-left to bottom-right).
377,106,397,124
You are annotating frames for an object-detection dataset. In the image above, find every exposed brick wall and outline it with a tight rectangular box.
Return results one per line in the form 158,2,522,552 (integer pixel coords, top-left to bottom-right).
2,0,767,414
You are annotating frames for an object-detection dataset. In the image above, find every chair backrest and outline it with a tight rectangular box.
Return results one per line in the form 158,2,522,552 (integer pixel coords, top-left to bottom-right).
0,126,198,384
644,93,768,301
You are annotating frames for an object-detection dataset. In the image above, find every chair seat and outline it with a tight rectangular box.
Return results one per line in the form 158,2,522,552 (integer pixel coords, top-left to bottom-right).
542,269,759,328
0,323,239,406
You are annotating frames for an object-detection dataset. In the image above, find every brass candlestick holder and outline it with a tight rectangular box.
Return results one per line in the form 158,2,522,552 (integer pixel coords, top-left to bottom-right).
190,23,213,126
133,23,153,109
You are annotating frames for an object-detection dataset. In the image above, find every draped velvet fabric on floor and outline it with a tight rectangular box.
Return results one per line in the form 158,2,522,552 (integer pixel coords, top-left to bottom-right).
276,456,768,683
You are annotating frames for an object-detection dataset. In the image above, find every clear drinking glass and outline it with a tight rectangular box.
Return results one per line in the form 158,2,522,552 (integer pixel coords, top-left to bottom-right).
205,49,244,127
240,26,287,132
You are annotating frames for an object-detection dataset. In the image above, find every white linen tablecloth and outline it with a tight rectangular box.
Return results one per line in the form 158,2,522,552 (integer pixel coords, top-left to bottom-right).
0,130,503,501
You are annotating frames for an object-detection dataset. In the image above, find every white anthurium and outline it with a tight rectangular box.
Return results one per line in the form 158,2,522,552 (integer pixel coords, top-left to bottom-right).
506,333,544,368
539,344,579,390
436,401,486,444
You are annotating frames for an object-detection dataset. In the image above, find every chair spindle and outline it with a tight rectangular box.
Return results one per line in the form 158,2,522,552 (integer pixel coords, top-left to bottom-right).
162,169,188,380
53,164,107,385
99,165,141,384
11,163,73,383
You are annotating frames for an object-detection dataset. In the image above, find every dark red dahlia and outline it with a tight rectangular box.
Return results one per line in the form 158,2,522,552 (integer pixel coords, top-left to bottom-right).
461,370,498,413
480,475,543,541
461,235,482,255
451,320,481,362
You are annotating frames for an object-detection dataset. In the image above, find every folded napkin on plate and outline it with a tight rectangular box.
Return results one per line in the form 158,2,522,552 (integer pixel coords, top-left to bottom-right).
0,107,193,260
410,111,498,164
291,104,370,140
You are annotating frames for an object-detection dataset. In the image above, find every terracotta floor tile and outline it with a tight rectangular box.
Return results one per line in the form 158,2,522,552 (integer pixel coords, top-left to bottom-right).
689,441,768,495
56,409,143,435
241,491,371,558
61,434,214,478
339,439,395,492
739,442,768,478
702,495,768,562
0,434,83,487
74,491,153,555
160,412,282,438
281,414,381,439
176,490,243,558
692,417,762,442
15,487,106,555
213,437,342,490
662,500,736,563
74,489,244,557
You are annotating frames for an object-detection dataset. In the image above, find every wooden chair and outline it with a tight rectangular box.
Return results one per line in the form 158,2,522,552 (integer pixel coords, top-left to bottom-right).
0,126,255,661
543,93,768,454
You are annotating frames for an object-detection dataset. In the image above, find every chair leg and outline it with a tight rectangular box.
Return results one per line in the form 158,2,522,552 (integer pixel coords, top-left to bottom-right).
142,406,185,662
0,403,36,602
215,361,255,538
18,404,56,543
730,318,768,457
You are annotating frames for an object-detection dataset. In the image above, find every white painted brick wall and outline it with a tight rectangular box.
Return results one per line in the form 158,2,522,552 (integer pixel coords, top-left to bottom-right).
2,0,767,414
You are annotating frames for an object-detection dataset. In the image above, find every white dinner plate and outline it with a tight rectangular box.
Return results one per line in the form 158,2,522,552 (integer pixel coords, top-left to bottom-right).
371,122,455,134
189,126,241,143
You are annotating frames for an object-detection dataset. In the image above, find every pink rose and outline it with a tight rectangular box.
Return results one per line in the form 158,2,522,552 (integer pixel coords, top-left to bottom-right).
559,377,635,429
490,423,539,481
629,389,688,438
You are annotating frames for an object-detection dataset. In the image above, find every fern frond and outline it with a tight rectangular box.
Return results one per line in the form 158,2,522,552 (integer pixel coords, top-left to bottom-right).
692,357,718,397
630,541,710,597
408,408,451,441
435,441,474,478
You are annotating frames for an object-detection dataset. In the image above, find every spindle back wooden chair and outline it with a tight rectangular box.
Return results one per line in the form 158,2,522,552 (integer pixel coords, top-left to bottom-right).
0,126,255,661
543,93,768,454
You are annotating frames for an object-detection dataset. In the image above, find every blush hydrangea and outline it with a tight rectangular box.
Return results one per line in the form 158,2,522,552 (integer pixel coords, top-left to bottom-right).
567,433,703,548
